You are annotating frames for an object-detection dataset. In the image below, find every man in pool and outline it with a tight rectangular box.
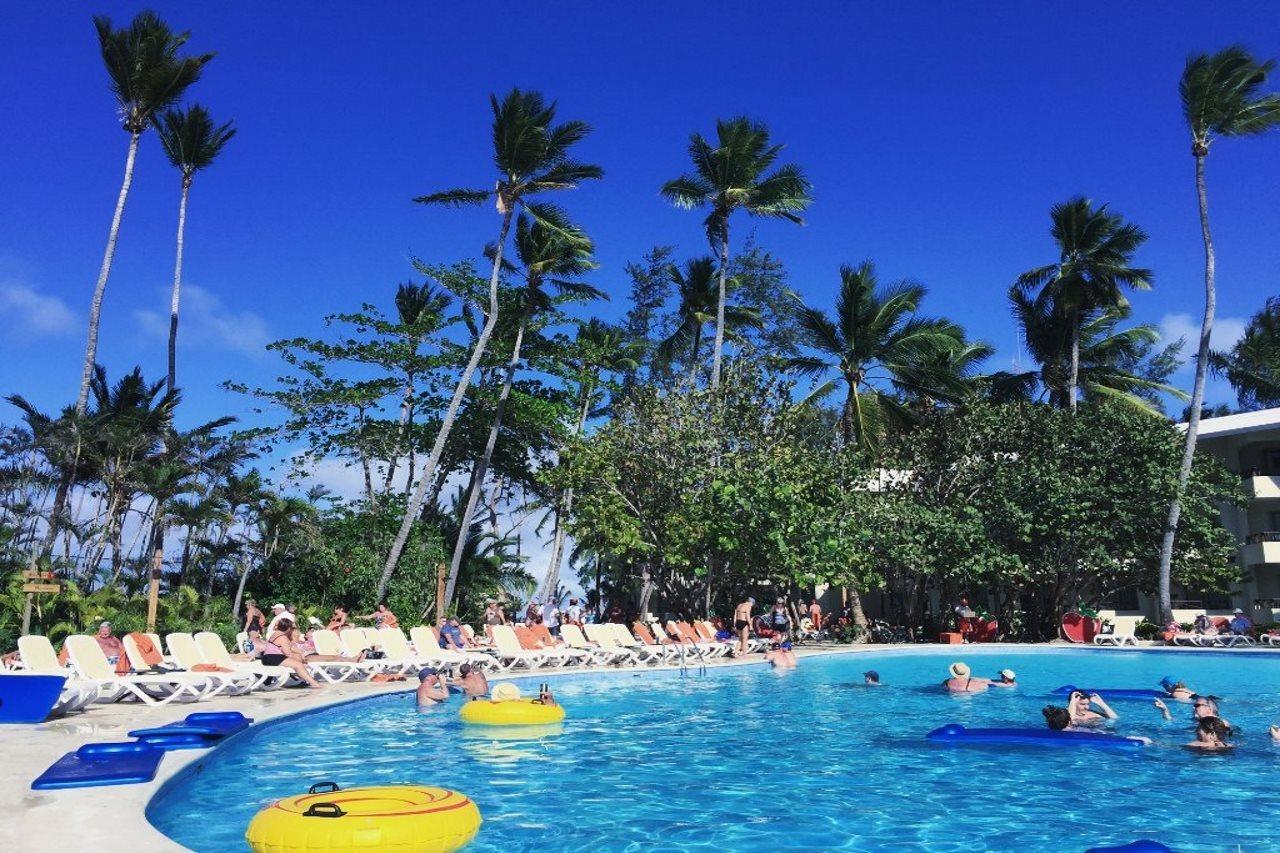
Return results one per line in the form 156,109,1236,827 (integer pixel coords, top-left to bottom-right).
416,667,449,707
1067,690,1118,726
456,663,488,698
733,596,755,656
990,668,1017,688
765,639,797,668
1153,695,1232,728
864,670,882,686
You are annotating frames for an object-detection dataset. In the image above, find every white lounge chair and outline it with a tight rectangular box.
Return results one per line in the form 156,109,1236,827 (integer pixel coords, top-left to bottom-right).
64,635,209,706
406,626,496,671
14,636,104,713
488,625,552,670
579,624,641,665
160,633,262,695
1094,620,1139,646
193,632,293,689
340,628,417,675
603,623,668,664
307,629,383,680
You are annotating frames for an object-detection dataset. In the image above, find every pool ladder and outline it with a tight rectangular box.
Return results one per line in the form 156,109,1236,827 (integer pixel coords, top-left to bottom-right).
677,643,707,678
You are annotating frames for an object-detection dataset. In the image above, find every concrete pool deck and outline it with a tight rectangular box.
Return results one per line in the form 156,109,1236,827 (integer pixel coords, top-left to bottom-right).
3,640,1276,852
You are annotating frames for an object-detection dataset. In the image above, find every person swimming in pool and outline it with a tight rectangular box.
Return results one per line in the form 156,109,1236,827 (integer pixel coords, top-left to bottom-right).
1154,695,1232,729
1160,676,1195,702
990,668,1017,688
1066,690,1118,726
943,661,989,693
1270,724,1280,743
1186,715,1234,751
1042,705,1151,743
863,670,882,686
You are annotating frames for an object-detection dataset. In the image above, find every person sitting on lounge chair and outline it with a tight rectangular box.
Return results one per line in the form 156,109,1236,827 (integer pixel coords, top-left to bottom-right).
326,605,351,631
93,621,125,665
416,667,449,706
943,661,989,693
439,617,468,650
1185,715,1233,751
1228,609,1253,636
1067,690,1118,726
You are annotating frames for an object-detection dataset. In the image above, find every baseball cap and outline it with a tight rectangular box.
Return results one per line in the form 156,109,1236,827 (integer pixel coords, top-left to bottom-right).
417,667,438,680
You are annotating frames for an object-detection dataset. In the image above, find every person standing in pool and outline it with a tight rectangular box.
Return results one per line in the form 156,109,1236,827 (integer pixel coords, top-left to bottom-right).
943,661,989,693
416,667,450,706
1067,690,1118,726
863,670,882,686
990,668,1017,688
733,597,755,656
455,663,488,698
1185,716,1233,751
765,639,797,668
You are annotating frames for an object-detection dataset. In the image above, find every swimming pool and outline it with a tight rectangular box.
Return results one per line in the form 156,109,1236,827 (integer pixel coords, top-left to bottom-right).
147,647,1280,851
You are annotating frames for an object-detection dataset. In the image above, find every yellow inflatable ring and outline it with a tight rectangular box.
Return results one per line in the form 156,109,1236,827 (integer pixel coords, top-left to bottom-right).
246,784,481,853
459,697,566,726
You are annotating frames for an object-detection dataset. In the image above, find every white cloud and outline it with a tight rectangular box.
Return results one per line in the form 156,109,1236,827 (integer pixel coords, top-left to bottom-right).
135,284,270,357
0,281,77,338
1158,312,1247,363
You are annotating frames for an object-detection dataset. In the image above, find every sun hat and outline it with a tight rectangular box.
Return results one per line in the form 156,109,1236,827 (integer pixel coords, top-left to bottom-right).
271,602,286,611
949,661,970,679
1000,669,1016,680
491,682,521,702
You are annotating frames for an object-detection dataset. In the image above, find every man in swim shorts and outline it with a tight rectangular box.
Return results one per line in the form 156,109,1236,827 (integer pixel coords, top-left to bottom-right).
734,597,755,656
456,663,489,698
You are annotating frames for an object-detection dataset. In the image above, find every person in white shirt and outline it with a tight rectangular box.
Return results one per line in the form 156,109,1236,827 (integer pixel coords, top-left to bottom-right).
566,598,584,626
541,600,562,637
265,603,290,636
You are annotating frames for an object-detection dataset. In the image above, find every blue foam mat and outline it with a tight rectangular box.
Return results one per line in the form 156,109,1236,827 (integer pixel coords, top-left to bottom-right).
927,723,1148,749
32,741,164,790
129,710,253,741
1053,685,1165,699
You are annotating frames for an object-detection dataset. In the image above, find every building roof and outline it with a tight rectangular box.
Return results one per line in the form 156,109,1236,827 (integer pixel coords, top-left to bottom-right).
1182,406,1280,440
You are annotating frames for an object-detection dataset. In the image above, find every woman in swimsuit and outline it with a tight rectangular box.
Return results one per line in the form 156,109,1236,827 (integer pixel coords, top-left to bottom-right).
242,599,265,635
943,661,989,693
257,623,321,688
1186,716,1234,751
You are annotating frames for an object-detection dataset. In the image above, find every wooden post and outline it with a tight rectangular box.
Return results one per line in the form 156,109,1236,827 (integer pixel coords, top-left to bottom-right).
435,562,446,626
21,592,34,635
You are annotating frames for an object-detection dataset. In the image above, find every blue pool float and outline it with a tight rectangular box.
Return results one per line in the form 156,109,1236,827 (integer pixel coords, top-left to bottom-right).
32,741,164,790
1085,841,1173,853
0,673,67,723
927,724,1148,749
1053,685,1166,700
129,711,253,749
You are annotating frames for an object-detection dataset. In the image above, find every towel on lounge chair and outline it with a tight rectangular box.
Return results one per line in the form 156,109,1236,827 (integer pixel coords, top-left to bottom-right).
128,633,165,668
190,663,234,673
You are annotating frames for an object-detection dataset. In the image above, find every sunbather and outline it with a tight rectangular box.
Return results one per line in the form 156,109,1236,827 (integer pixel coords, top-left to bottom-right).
416,667,449,706
1067,690,1118,726
361,602,399,630
243,599,266,634
1185,715,1233,751
943,661,989,693
270,619,362,666
93,621,125,665
326,605,351,631
244,629,320,688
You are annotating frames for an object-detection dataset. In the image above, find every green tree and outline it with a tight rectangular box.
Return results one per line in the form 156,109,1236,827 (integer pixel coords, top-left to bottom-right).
1014,197,1152,412
654,257,762,383
381,89,602,599
79,11,213,413
154,104,236,395
788,261,977,448
1213,296,1280,410
661,117,812,388
1158,47,1280,622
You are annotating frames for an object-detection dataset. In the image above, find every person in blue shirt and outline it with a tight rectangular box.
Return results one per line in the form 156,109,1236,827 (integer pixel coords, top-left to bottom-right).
439,617,466,650
1228,608,1253,636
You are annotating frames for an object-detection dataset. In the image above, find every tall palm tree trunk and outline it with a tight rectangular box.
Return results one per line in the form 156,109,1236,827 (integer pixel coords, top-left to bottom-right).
444,320,526,608
146,516,165,632
166,177,191,395
710,237,729,389
542,390,592,597
1157,153,1215,623
78,132,140,414
1068,313,1081,412
377,210,512,601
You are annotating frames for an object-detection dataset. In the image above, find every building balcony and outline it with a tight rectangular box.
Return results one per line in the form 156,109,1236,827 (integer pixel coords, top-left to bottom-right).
1243,531,1280,566
1243,473,1280,500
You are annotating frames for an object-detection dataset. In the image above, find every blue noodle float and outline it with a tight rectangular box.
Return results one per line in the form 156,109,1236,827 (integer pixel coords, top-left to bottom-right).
926,723,1148,749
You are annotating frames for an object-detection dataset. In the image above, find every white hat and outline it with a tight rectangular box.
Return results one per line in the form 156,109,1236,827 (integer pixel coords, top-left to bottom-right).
999,669,1016,680
271,603,286,611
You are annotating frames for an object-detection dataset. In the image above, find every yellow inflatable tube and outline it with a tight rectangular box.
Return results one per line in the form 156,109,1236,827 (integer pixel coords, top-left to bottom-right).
246,784,480,853
460,697,565,726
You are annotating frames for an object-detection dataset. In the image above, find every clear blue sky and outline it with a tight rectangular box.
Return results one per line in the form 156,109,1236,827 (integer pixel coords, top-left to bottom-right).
2,1,1277,448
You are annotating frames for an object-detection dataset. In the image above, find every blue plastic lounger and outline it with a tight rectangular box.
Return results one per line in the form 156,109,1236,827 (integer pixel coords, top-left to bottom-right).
1052,685,1166,700
0,673,67,723
32,742,165,790
128,711,253,748
926,724,1148,749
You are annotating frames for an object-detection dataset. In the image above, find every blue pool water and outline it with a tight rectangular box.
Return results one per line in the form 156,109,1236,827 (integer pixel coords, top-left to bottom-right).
147,648,1280,851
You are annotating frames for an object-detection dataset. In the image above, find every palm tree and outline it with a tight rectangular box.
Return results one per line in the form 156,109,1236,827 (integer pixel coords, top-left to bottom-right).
78,12,213,414
1014,198,1152,412
654,257,762,383
661,118,812,389
991,291,1187,411
787,262,974,448
1157,47,1280,622
541,320,640,598
443,209,599,609
377,89,602,601
384,281,451,493
154,105,236,395
1213,296,1280,409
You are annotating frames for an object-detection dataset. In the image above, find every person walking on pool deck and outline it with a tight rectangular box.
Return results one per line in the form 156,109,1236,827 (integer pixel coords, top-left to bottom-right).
416,667,449,706
943,661,989,693
734,597,755,656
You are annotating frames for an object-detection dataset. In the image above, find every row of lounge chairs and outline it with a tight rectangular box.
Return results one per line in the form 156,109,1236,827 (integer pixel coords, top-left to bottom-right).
5,618,765,716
